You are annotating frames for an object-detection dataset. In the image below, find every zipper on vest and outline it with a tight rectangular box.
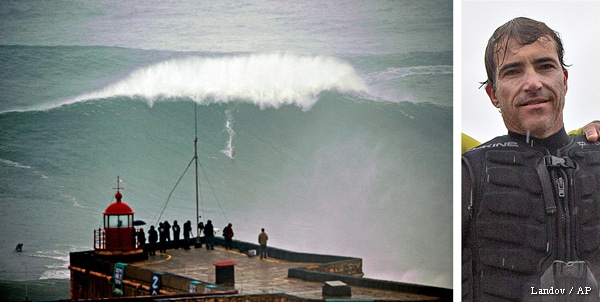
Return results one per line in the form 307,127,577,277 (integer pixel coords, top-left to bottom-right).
554,170,570,261
545,154,573,261
556,177,565,198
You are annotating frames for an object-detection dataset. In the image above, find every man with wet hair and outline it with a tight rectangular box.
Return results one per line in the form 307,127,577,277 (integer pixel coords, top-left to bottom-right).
463,17,600,301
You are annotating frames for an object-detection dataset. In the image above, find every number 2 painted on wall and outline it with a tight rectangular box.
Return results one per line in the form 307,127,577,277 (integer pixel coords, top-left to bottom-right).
151,275,159,295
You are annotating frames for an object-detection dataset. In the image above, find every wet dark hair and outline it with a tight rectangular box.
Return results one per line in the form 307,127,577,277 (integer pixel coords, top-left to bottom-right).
483,17,569,88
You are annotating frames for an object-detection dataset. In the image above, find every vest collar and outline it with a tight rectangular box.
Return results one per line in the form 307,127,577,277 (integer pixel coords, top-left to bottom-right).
508,128,569,154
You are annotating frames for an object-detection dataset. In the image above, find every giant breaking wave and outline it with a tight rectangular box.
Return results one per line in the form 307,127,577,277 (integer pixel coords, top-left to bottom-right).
45,53,368,112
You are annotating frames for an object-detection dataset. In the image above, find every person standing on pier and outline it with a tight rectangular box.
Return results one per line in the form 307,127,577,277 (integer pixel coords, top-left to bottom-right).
158,222,166,253
163,220,171,243
204,220,215,250
223,223,234,250
183,220,192,250
172,220,181,249
258,228,269,259
148,226,158,256
137,228,146,249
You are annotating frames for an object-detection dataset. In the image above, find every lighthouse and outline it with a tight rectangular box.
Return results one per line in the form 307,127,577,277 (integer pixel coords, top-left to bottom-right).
94,177,146,262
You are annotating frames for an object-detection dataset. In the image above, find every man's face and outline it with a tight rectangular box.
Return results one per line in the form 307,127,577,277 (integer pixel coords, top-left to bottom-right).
485,36,568,138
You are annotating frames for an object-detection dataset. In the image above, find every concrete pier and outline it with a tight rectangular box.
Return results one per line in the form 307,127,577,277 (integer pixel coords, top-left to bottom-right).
69,240,451,301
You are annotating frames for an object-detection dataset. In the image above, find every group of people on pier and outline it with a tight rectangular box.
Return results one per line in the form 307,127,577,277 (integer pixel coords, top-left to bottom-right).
132,220,269,259
135,219,235,256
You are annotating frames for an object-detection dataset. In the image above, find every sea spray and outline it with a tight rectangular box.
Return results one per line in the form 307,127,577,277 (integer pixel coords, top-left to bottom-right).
221,109,235,160
45,53,368,112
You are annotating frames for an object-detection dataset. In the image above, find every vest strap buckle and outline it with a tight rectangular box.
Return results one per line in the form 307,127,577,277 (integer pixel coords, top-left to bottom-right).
544,155,575,168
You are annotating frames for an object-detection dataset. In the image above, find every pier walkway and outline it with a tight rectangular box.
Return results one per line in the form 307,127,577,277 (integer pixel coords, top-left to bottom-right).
130,245,446,301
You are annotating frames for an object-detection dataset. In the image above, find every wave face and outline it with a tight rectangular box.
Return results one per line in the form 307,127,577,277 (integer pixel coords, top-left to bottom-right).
0,0,453,296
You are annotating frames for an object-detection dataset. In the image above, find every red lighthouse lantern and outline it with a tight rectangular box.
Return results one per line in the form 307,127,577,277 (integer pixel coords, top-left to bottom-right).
94,177,145,261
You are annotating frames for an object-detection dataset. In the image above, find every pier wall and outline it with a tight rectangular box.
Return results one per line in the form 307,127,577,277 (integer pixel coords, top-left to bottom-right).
69,251,235,299
288,266,452,299
217,237,363,276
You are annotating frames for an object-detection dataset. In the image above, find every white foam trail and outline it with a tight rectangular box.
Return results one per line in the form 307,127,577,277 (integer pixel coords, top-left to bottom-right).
0,158,31,169
220,109,235,159
43,53,368,112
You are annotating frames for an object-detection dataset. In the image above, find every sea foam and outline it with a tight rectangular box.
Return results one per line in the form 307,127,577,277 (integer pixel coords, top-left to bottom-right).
48,53,368,112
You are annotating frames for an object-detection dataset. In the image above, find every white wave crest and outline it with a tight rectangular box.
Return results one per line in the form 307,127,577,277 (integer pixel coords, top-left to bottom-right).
24,250,71,280
29,250,70,262
39,264,70,280
0,158,31,169
51,53,368,111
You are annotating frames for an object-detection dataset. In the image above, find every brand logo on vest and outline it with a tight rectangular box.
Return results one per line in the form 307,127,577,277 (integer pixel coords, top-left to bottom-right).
472,141,519,151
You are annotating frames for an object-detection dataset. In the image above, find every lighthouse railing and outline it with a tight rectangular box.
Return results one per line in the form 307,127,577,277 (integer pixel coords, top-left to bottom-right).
94,228,105,250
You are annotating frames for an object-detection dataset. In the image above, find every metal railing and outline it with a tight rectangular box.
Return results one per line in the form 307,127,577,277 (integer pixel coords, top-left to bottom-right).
94,228,105,250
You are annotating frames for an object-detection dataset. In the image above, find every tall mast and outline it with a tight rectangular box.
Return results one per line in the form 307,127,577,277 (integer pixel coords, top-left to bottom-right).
194,105,200,243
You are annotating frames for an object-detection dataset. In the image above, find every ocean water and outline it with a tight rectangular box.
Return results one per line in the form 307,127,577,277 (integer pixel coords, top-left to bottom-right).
0,1,453,300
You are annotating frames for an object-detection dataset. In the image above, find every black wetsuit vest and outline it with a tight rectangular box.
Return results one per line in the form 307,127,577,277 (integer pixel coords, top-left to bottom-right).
463,132,600,301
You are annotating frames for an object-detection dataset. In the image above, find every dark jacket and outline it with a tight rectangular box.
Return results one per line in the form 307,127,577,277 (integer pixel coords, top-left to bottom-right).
203,222,214,237
223,225,234,239
148,227,158,244
137,230,146,245
172,222,180,238
183,221,191,239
